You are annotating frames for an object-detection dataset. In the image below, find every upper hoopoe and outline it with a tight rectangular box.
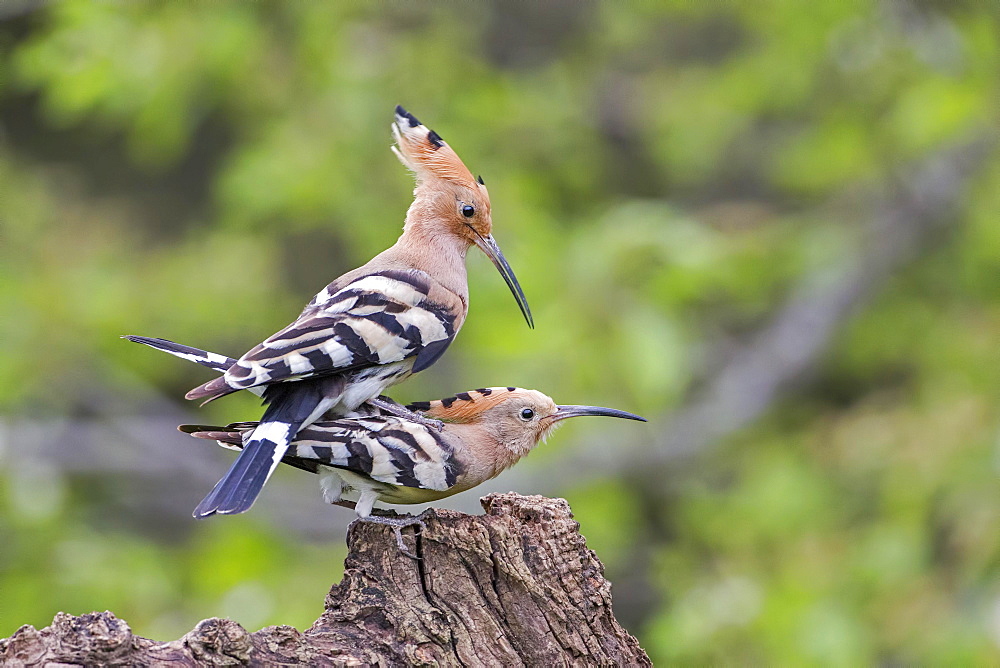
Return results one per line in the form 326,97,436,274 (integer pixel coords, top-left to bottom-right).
181,387,645,551
126,106,532,519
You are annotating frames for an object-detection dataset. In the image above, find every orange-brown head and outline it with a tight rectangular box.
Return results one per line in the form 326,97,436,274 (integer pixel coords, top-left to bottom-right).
410,387,646,460
392,106,532,328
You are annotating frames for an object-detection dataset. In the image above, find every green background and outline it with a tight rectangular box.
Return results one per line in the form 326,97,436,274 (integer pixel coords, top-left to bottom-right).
1,2,999,663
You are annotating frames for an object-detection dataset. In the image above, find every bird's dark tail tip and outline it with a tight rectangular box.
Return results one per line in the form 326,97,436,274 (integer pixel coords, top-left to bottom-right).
192,438,279,518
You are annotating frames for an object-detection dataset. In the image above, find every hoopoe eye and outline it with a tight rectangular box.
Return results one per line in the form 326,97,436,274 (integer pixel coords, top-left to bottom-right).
461,204,475,218
519,408,534,421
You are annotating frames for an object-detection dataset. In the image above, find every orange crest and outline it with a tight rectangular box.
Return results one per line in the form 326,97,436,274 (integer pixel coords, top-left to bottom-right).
392,106,478,186
410,388,552,422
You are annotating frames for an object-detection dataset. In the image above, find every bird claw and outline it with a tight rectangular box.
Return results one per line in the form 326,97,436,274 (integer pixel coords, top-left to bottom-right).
395,411,445,433
353,510,431,559
396,413,445,432
366,397,445,431
392,523,424,558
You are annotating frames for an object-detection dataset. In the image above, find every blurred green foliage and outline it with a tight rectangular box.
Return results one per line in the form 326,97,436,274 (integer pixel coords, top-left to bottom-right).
1,2,999,663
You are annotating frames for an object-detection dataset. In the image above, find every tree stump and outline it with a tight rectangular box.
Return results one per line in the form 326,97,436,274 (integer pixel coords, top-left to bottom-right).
0,493,650,666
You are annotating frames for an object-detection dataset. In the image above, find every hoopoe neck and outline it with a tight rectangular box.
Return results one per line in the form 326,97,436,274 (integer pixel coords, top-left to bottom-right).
447,422,528,488
383,223,471,298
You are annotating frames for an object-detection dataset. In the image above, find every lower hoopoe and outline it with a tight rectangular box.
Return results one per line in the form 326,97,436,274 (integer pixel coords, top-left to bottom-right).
181,387,645,554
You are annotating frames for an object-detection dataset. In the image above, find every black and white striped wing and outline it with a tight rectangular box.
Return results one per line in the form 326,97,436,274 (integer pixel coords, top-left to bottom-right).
188,417,461,491
224,270,457,392
290,417,460,491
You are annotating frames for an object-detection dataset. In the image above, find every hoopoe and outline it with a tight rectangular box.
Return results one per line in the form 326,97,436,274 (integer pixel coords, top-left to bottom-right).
181,387,646,553
126,106,532,519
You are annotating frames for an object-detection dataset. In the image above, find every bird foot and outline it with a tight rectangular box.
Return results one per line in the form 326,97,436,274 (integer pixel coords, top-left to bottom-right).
352,509,432,558
366,397,445,431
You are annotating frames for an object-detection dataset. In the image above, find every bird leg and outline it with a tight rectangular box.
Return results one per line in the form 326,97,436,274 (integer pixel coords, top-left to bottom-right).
366,396,445,432
319,471,356,509
352,509,432,559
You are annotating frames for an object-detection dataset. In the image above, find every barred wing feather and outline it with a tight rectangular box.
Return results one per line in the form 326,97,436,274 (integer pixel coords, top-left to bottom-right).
223,270,457,392
187,417,461,492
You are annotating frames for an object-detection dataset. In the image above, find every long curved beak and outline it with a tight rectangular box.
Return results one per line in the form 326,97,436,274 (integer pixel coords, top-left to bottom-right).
551,405,647,423
470,228,534,329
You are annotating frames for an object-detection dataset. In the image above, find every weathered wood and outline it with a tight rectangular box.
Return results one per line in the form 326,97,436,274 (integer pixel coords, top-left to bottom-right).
0,493,650,666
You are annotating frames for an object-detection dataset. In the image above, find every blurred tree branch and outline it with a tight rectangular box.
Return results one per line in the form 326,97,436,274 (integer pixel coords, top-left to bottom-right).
526,137,993,490
643,140,990,463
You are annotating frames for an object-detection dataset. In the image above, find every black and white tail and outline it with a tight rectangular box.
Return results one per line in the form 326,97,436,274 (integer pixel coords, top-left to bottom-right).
191,376,342,517
122,336,237,372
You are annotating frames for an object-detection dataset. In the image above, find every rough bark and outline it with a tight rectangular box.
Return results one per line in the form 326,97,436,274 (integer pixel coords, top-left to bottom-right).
0,493,649,667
